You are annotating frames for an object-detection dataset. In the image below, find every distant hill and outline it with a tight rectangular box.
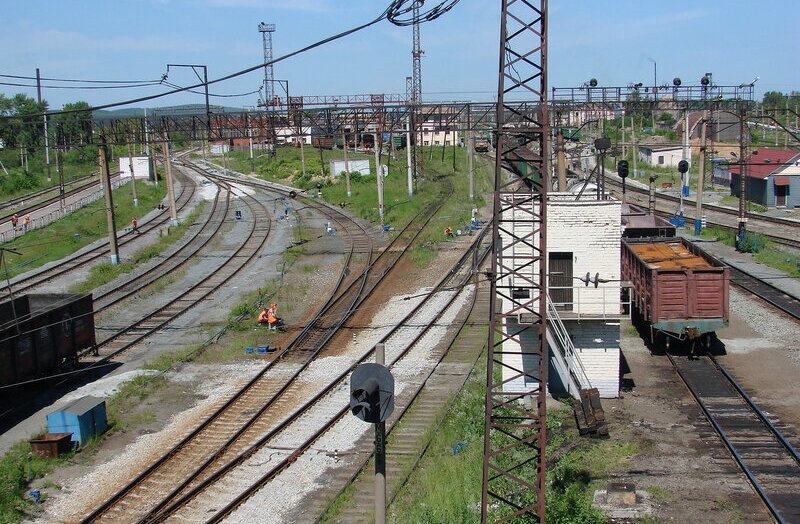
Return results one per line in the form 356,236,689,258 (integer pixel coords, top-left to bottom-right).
93,104,246,120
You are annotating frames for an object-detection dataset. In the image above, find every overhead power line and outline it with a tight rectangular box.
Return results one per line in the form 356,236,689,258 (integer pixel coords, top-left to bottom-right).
0,0,463,121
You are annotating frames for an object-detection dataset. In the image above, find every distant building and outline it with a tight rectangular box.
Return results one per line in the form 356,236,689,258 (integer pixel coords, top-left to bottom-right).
637,137,688,169
729,147,800,207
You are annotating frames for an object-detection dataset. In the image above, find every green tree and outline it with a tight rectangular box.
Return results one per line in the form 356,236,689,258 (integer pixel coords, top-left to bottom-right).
0,93,48,150
762,91,786,108
55,101,92,148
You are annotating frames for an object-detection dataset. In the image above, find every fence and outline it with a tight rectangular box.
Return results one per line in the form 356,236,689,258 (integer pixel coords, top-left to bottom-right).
0,179,129,244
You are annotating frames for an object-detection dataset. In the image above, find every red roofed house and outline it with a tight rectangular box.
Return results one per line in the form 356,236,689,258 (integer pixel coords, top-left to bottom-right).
729,147,800,208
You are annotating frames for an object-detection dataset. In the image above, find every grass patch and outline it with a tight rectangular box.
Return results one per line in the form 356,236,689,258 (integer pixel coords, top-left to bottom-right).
646,485,672,503
700,225,800,276
70,202,205,293
3,181,167,279
719,195,768,213
0,441,77,522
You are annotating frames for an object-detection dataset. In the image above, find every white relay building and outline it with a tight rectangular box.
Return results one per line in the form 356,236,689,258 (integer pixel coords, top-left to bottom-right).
499,192,622,398
118,156,151,179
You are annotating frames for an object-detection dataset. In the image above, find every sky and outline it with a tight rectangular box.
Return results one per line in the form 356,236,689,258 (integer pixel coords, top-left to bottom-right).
1,0,798,112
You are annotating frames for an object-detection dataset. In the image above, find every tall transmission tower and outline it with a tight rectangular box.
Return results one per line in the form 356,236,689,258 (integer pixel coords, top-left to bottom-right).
411,2,423,103
258,22,276,106
482,0,549,522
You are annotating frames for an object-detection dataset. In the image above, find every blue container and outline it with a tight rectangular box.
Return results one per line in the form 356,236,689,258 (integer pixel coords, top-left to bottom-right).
245,346,255,354
257,346,268,354
46,396,107,446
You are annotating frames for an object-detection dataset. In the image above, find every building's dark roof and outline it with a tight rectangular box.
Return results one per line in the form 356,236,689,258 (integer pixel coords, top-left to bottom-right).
729,148,800,180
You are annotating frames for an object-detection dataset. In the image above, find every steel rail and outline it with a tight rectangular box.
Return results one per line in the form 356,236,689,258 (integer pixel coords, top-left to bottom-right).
166,221,492,523
140,178,454,523
6,171,196,294
316,231,493,522
80,166,376,524
668,353,797,524
0,172,116,219
90,168,230,313
84,172,451,523
78,176,270,364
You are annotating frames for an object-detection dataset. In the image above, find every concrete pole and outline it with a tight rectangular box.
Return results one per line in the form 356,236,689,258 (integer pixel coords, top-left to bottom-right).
737,110,747,249
163,138,179,226
468,131,474,201
621,114,626,160
631,119,638,185
374,342,386,524
299,133,307,178
343,129,352,198
249,127,255,175
375,133,384,226
406,116,413,197
556,130,567,191
695,111,707,235
36,68,51,183
127,142,139,207
467,106,473,200
98,136,119,265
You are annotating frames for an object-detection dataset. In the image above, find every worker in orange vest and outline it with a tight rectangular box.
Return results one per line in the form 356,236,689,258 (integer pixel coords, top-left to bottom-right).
11,214,18,231
22,214,30,233
257,308,269,325
267,309,279,331
131,216,140,233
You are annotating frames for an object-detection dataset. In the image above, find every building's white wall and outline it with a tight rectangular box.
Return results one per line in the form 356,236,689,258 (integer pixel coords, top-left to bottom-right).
639,147,685,168
547,194,621,316
118,157,151,179
329,159,371,177
498,193,622,398
564,321,620,398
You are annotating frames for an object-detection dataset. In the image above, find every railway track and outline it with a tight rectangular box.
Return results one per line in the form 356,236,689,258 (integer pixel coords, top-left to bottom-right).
78,173,452,523
669,353,800,523
79,170,272,365
147,216,491,523
6,170,196,295
602,173,800,250
0,171,113,218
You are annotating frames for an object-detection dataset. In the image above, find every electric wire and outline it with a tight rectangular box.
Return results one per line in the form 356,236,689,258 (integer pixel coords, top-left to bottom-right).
0,73,163,84
0,0,463,120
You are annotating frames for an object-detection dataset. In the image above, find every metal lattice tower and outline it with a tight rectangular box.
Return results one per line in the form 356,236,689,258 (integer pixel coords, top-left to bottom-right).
482,0,549,522
411,2,423,104
258,22,276,106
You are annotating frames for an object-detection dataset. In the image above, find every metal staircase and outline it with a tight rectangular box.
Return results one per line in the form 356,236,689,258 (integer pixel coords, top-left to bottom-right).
546,292,592,398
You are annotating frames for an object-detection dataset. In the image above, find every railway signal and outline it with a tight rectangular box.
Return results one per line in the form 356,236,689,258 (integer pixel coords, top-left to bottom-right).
618,160,629,199
350,363,394,423
350,344,394,524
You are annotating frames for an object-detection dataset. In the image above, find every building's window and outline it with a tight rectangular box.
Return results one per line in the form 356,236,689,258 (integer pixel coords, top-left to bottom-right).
435,140,440,145
423,141,429,146
445,141,451,146
658,155,664,165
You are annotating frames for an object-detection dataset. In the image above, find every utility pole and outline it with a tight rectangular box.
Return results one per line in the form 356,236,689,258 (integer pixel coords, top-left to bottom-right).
467,117,474,201
374,342,387,524
374,133,384,226
556,129,566,191
736,109,748,249
55,124,65,211
98,136,119,265
127,141,139,207
163,137,179,226
695,111,707,235
406,114,413,197
248,125,255,175
342,128,352,197
36,68,51,183
631,118,638,184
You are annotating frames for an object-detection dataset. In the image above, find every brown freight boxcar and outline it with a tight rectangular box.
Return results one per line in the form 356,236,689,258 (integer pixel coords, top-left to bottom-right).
622,238,729,349
0,294,95,390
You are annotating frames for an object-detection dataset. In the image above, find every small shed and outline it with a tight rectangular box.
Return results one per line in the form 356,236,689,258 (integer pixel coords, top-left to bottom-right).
46,396,107,446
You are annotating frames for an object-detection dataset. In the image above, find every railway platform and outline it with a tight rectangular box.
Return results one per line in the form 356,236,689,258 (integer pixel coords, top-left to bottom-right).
681,234,800,301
